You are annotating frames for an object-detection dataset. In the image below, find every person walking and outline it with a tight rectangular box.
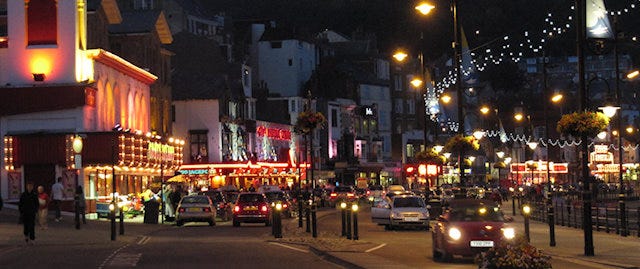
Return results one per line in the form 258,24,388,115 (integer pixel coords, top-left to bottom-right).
75,185,87,224
36,186,49,229
19,182,38,245
51,177,65,221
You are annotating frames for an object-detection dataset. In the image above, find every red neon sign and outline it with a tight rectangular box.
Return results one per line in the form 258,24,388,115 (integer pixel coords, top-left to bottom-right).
256,126,291,141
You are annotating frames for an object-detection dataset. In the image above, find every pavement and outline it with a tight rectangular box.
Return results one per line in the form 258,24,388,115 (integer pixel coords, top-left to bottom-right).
2,202,639,269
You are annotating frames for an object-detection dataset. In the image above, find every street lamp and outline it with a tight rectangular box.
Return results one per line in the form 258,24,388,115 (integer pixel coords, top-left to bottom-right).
72,135,83,230
522,204,532,243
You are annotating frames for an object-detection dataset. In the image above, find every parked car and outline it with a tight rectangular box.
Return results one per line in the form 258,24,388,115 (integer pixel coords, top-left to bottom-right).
232,192,271,227
198,190,233,221
263,191,292,218
432,199,515,262
175,195,217,227
371,194,430,230
328,185,357,207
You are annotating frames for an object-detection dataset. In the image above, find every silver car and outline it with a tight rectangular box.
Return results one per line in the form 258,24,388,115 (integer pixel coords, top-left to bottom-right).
371,194,430,230
176,195,217,226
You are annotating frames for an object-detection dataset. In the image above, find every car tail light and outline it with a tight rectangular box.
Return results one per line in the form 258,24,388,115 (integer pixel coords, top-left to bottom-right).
366,190,371,196
260,205,268,212
330,192,337,198
283,203,288,208
347,193,355,198
234,206,240,212
203,207,211,212
178,207,185,213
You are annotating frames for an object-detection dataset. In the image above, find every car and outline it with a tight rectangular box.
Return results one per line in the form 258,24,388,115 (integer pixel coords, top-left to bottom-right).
232,192,271,227
387,185,406,194
198,190,233,221
432,199,515,262
328,185,357,206
371,194,430,230
368,185,384,199
426,199,444,218
262,191,292,218
175,195,217,227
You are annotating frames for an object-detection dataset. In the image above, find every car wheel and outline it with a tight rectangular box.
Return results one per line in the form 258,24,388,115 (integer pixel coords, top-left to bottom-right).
233,220,240,227
209,220,216,226
176,220,184,227
384,224,391,231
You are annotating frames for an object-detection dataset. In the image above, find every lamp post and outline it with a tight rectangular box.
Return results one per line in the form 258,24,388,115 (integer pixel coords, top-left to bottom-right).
340,202,347,236
576,0,594,256
352,203,359,240
72,135,83,230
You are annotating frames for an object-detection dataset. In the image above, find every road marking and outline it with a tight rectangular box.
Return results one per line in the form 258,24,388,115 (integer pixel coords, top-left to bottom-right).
98,245,128,269
365,243,387,253
137,236,151,245
0,246,19,257
269,242,309,253
108,253,142,267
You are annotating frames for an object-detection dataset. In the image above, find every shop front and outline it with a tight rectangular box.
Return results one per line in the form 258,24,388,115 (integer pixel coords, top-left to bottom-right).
3,132,183,214
178,161,309,192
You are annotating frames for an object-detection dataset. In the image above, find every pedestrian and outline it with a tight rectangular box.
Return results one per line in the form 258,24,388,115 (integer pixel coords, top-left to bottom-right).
0,192,3,211
36,186,49,229
19,182,38,245
51,177,65,221
169,185,182,217
75,185,86,224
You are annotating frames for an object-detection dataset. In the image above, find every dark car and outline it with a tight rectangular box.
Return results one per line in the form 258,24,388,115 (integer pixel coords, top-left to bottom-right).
432,199,515,262
232,192,271,227
328,185,357,206
263,191,292,218
199,190,233,221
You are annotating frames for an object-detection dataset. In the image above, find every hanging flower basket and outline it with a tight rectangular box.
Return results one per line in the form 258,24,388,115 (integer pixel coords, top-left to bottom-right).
444,134,480,153
475,236,551,269
294,111,326,134
415,150,445,165
556,111,609,138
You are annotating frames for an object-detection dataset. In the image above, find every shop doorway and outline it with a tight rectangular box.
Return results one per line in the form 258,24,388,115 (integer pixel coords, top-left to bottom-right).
24,164,55,193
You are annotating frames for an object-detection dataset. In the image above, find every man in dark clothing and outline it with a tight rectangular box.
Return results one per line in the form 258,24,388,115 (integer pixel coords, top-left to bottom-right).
19,182,38,244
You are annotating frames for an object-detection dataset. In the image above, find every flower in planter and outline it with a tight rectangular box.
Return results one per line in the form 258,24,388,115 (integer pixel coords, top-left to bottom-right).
294,111,327,134
556,111,609,138
475,236,551,269
415,149,446,165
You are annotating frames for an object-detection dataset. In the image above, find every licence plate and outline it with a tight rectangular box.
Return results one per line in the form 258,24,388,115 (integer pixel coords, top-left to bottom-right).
470,240,494,247
404,217,420,222
188,207,201,212
244,206,257,211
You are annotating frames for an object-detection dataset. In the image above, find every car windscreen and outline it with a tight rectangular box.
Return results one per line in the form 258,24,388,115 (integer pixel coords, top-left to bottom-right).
334,186,353,193
264,192,285,201
238,194,265,203
199,191,223,202
448,206,505,222
369,185,383,191
393,197,425,208
181,196,209,204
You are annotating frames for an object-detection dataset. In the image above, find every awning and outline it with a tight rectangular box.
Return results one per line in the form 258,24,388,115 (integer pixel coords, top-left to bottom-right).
166,174,187,183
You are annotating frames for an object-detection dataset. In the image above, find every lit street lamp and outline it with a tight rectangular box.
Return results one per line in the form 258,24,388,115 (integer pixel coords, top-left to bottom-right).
72,135,83,230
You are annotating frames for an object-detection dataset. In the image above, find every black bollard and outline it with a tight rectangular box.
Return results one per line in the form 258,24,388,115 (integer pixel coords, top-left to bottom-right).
512,193,516,216
271,205,276,236
346,205,352,239
275,203,282,238
311,204,317,238
340,202,347,236
523,204,531,243
298,195,303,228
119,206,124,235
305,203,311,233
74,194,80,230
352,203,359,240
110,204,116,241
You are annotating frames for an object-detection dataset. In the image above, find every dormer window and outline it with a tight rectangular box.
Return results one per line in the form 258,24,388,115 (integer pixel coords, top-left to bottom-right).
27,0,57,46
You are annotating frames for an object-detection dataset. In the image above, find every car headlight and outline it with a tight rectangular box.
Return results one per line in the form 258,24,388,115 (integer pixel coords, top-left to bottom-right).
422,211,430,218
502,227,515,239
448,227,462,240
391,211,402,218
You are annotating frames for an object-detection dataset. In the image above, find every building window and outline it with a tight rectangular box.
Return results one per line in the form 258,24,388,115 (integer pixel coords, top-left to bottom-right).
394,75,402,91
290,99,296,112
271,41,282,48
288,59,293,66
27,0,57,45
394,99,403,113
406,144,415,158
331,108,338,127
407,100,415,114
189,130,208,163
0,0,6,48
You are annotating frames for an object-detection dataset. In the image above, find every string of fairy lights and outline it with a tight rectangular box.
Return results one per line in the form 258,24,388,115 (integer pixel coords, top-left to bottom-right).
424,0,639,144
478,128,640,151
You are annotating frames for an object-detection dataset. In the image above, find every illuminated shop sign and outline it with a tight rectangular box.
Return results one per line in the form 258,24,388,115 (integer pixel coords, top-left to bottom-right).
148,142,175,162
178,169,209,175
256,126,291,141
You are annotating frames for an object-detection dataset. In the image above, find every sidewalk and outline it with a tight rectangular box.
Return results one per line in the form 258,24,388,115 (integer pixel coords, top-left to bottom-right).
0,204,170,251
275,204,640,269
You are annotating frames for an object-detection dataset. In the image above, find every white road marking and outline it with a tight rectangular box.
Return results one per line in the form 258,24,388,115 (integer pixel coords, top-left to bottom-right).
137,236,151,245
269,242,310,253
98,245,129,269
108,253,142,267
365,243,387,253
